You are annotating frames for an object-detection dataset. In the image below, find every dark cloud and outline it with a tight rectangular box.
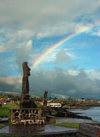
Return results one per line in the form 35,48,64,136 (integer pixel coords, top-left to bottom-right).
0,76,21,92
0,68,100,99
29,68,100,99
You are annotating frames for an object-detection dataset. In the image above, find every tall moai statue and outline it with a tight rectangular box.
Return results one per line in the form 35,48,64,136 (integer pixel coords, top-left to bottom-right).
43,91,48,107
20,62,36,108
10,62,44,126
22,62,30,94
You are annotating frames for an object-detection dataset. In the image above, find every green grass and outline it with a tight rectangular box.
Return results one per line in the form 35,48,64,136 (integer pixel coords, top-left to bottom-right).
0,124,5,129
55,122,79,129
36,103,42,108
56,117,71,119
0,107,9,117
62,105,70,109
0,102,19,117
6,102,19,109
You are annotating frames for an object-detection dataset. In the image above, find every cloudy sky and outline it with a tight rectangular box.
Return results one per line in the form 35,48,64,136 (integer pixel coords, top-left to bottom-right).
0,0,100,99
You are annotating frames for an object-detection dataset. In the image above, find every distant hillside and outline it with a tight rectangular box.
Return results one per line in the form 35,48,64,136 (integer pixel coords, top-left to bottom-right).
0,91,39,98
0,91,20,96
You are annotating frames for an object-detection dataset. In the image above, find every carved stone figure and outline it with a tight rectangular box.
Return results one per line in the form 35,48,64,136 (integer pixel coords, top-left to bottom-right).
43,91,48,107
20,62,36,108
22,62,30,94
10,62,45,126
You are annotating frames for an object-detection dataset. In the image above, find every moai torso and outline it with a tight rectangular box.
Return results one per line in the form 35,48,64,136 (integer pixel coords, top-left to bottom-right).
43,91,48,107
22,62,31,94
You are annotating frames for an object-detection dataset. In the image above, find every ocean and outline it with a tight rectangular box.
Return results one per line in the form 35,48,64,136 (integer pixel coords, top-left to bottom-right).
71,107,100,122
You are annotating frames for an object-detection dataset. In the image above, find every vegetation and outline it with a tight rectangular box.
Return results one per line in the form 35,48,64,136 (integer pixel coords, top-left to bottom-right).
0,107,9,117
62,105,70,109
0,124,5,129
55,122,79,129
0,102,19,117
55,117,71,119
6,101,20,109
36,103,43,108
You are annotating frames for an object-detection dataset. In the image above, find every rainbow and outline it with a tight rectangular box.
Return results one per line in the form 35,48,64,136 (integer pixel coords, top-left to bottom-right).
30,22,100,70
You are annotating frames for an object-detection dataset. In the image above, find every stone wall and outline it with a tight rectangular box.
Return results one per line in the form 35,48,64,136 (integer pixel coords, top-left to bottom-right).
79,123,100,137
10,108,45,125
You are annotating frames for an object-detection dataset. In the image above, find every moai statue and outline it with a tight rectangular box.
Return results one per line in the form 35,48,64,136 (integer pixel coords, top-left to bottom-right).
20,62,36,108
43,91,48,107
22,62,30,94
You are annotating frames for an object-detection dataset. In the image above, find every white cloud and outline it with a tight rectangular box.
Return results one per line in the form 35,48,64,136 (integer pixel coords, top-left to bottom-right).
85,70,100,80
0,0,100,56
68,70,80,76
0,28,34,53
30,48,76,67
56,49,71,64
26,40,32,50
0,0,100,37
17,30,34,40
91,29,100,37
0,29,34,74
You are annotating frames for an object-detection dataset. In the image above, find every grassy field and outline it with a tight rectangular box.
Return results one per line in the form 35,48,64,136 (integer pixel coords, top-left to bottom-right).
55,122,79,129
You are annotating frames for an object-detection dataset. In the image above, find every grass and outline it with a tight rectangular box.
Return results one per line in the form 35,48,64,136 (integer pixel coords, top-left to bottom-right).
55,122,79,129
62,105,70,109
6,103,19,109
56,117,71,119
0,107,9,117
0,102,19,117
0,124,5,129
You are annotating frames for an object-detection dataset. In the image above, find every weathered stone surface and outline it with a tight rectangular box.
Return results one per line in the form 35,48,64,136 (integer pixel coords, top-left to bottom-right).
10,108,45,125
22,62,30,94
10,62,44,125
43,107,92,120
46,115,56,123
79,123,100,137
20,94,36,108
43,91,48,107
20,62,36,108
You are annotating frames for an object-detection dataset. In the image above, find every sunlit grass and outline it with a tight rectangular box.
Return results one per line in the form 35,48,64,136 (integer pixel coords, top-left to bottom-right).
55,122,79,128
0,102,19,117
56,117,71,119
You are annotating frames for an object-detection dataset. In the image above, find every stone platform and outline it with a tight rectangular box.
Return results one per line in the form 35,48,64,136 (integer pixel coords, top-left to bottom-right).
10,108,45,125
0,125,78,136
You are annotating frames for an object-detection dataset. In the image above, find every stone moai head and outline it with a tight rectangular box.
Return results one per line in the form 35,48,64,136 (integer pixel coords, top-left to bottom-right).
22,62,31,77
44,91,48,98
